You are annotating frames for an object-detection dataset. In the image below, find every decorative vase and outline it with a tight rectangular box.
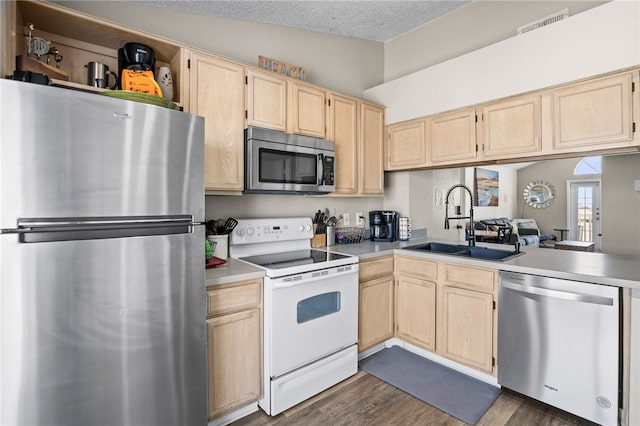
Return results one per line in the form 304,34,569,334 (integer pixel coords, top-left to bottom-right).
156,66,173,101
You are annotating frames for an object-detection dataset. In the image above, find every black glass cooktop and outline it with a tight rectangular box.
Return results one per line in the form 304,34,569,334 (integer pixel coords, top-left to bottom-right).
241,249,352,270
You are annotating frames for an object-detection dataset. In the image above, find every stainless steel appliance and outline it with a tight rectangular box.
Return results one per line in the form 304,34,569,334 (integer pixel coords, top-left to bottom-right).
229,218,358,415
244,126,335,194
0,79,207,426
498,272,620,425
369,210,398,242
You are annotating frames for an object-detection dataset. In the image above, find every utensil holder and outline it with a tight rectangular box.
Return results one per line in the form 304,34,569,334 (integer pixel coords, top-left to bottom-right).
207,234,228,258
311,233,326,248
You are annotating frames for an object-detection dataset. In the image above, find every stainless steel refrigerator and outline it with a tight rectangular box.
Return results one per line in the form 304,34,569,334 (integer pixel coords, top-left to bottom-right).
0,79,207,426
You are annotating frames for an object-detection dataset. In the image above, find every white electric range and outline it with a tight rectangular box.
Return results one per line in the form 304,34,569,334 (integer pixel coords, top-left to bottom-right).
229,217,359,416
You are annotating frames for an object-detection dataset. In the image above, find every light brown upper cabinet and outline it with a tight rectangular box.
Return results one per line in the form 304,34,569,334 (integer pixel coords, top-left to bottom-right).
480,94,541,159
548,72,636,152
186,50,245,193
386,118,428,170
326,93,359,194
288,81,326,138
246,68,287,132
327,96,385,196
360,102,385,196
429,107,478,164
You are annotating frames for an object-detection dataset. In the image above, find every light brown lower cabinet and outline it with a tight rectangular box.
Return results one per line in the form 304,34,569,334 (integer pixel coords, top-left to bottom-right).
359,276,394,351
438,285,494,373
358,256,394,351
437,262,496,374
206,279,263,420
395,275,436,351
360,254,497,375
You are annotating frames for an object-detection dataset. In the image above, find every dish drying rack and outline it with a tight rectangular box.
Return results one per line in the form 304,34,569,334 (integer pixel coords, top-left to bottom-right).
335,227,365,244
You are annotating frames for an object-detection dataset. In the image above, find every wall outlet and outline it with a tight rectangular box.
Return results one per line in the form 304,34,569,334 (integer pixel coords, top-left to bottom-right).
343,213,350,226
356,212,365,226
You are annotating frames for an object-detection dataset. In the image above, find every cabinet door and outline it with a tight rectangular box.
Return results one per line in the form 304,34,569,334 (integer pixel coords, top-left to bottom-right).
246,69,287,131
551,72,634,150
288,81,326,138
439,286,494,373
395,276,436,351
430,108,477,164
360,102,385,196
386,118,428,170
188,52,245,192
481,95,541,159
359,275,394,351
327,93,359,194
208,309,262,420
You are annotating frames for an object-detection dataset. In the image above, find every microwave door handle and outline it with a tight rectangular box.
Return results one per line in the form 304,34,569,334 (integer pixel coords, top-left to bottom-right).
317,154,324,185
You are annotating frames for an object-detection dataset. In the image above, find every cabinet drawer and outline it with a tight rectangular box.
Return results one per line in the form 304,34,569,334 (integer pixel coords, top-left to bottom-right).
443,263,495,293
207,279,262,317
360,256,394,281
395,256,437,281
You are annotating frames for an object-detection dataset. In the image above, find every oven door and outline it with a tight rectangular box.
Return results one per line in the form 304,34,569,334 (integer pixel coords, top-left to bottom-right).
245,139,334,194
266,264,358,377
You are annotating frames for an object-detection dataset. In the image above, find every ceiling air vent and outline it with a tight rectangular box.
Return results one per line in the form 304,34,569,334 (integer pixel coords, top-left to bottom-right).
517,8,569,34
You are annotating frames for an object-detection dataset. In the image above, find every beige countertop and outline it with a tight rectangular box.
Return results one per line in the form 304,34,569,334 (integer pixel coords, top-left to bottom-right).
204,238,640,289
205,258,264,287
327,238,640,289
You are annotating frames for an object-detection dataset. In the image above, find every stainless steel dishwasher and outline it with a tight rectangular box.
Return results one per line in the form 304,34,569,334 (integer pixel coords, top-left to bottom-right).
498,271,620,426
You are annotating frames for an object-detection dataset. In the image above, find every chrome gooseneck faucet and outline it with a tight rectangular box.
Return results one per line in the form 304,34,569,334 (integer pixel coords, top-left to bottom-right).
444,184,475,247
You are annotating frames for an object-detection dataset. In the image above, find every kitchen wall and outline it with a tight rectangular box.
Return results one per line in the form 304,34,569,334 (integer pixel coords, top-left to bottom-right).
53,1,383,98
383,165,517,241
384,1,607,82
366,0,640,124
516,157,591,239
515,155,640,257
204,195,382,226
601,154,640,256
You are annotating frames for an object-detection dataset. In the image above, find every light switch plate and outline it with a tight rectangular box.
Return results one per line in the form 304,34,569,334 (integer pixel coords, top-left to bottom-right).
356,212,365,226
635,179,640,192
343,213,350,226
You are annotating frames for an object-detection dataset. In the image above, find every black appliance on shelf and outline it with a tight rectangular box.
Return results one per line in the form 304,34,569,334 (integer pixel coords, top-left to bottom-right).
117,42,156,89
369,210,398,242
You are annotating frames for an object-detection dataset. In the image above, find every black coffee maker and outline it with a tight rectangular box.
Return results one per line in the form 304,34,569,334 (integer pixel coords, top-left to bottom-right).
117,42,156,89
369,211,398,242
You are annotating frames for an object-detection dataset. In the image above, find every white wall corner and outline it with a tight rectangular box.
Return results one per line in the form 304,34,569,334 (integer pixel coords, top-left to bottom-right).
364,0,640,124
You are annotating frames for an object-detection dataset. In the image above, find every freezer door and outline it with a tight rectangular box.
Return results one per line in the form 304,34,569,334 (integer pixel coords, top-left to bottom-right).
0,227,207,426
0,79,204,228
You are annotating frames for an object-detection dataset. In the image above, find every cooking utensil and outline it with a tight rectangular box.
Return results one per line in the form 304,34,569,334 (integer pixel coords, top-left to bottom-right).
223,217,238,234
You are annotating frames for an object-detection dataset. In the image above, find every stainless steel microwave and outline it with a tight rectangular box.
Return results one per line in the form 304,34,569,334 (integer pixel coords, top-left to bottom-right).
244,126,335,194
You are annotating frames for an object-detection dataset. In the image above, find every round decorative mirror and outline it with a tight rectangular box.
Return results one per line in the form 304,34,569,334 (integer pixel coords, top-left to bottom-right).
523,180,556,208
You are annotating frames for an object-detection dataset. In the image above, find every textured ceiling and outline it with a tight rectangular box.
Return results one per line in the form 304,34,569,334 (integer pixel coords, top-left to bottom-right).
133,1,472,42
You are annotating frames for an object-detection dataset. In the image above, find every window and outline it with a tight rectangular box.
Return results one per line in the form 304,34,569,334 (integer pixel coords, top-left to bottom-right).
574,156,601,175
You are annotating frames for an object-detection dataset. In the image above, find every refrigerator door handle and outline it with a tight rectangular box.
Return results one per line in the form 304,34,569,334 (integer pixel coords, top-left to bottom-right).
4,215,199,243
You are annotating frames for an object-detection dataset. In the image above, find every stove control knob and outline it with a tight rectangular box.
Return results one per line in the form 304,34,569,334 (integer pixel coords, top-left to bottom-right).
305,224,312,232
246,227,255,236
298,225,304,232
236,227,245,237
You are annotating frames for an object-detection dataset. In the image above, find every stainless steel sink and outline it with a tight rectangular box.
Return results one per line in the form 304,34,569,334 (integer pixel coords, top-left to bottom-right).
402,242,523,261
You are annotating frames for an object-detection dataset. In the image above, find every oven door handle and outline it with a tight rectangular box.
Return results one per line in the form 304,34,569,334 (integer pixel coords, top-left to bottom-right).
317,154,325,185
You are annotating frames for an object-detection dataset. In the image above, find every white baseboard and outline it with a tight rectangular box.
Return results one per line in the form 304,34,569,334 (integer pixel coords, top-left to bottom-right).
360,338,499,387
208,403,259,426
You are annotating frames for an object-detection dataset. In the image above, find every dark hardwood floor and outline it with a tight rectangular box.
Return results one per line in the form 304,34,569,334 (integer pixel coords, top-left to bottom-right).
233,370,596,426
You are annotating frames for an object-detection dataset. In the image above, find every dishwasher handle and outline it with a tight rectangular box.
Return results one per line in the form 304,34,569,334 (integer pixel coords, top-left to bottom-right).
501,280,614,306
